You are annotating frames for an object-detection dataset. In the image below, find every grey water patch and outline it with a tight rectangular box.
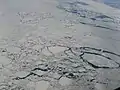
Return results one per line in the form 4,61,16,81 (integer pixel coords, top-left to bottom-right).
69,1,89,6
95,15,112,19
103,0,120,9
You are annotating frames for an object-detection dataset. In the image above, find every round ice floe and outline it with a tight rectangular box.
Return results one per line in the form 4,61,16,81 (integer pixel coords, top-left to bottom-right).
59,77,72,86
0,56,11,65
42,47,52,56
83,54,119,68
27,81,36,89
15,71,29,77
6,46,20,53
49,46,66,54
95,83,106,90
35,81,50,90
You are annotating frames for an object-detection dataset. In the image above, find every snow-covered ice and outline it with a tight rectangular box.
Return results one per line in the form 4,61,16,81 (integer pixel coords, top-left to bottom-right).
0,0,120,90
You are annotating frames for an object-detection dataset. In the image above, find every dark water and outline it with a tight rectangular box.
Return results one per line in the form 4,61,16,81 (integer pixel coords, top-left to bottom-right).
103,0,120,9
